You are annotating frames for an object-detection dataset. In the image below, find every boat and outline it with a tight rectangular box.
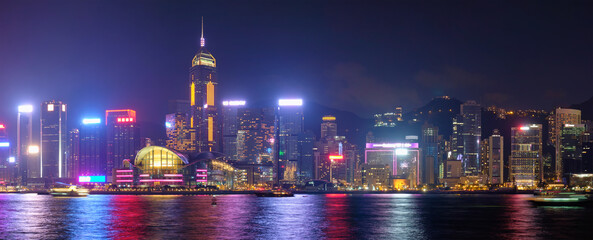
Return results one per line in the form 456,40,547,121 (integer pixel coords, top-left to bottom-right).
527,191,593,206
50,185,90,197
255,189,294,197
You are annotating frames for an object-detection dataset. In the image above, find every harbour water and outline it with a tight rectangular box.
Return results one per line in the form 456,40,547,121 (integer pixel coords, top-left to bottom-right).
0,194,591,239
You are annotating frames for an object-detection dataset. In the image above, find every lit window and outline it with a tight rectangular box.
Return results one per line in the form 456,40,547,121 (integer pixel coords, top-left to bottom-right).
47,104,54,111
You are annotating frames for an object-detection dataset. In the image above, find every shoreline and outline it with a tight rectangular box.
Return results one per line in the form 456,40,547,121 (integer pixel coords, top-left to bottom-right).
0,190,573,195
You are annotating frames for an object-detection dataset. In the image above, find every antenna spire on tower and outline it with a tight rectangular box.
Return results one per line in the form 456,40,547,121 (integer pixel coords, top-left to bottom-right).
200,16,205,47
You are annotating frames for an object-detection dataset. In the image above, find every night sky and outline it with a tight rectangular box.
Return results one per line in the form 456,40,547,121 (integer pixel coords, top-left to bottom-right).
0,0,591,137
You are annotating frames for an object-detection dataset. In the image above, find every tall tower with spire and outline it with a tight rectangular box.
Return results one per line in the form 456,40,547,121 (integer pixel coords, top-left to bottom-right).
189,17,221,153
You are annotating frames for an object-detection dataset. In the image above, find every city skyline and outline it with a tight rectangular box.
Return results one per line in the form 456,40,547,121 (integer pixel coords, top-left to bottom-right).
1,0,592,134
0,2,592,239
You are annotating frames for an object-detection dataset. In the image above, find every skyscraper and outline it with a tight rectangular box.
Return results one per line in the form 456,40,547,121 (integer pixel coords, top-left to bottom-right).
560,124,585,180
41,101,68,179
106,109,140,173
17,105,34,181
320,115,337,140
510,124,542,188
237,107,275,164
276,99,304,184
421,123,439,185
298,131,315,181
488,129,504,184
68,129,80,179
79,118,106,176
165,112,194,153
0,124,10,184
550,108,581,180
460,100,481,175
189,18,221,153
222,100,246,161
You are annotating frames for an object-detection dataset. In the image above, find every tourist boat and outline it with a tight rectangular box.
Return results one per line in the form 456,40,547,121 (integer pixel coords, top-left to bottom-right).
255,189,294,197
49,185,90,197
527,191,592,206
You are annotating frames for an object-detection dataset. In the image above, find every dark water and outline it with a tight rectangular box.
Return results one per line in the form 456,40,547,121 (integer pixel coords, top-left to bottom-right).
0,194,591,239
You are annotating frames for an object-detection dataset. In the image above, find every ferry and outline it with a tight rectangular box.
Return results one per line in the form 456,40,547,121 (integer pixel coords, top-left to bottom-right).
50,185,90,197
255,189,294,197
527,191,592,206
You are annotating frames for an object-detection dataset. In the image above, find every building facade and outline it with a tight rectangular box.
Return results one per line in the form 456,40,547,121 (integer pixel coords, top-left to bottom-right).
189,20,221,153
510,124,542,188
79,118,106,177
276,99,304,184
17,105,34,182
41,101,68,179
106,109,140,174
460,101,481,176
488,129,504,184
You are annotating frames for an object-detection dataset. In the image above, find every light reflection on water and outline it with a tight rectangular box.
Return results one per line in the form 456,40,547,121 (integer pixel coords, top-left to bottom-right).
0,194,590,239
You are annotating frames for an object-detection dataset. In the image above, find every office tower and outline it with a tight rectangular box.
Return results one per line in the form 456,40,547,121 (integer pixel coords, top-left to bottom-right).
189,18,221,153
222,100,246,161
0,124,10,184
321,115,337,140
237,107,275,164
421,123,439,185
68,129,80,179
41,101,68,179
165,113,194,153
451,116,464,160
550,108,581,180
17,105,34,181
488,129,504,184
106,109,140,172
510,124,542,188
276,99,304,184
460,100,481,175
560,124,585,179
479,138,490,176
79,118,106,176
298,131,315,181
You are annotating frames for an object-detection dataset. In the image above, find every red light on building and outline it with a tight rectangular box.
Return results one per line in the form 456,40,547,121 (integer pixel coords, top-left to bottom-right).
117,117,135,123
329,155,343,160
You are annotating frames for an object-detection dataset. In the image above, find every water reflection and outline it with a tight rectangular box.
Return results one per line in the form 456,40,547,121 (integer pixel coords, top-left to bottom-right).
0,193,590,239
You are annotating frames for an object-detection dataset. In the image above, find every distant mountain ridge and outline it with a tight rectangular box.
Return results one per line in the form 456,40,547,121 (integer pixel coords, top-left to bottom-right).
570,96,593,121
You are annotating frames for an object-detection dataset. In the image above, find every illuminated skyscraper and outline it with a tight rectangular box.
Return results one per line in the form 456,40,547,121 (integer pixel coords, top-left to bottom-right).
510,124,542,188
41,100,68,178
488,129,504,184
106,109,140,172
17,105,34,181
222,100,246,161
79,118,106,176
68,129,80,179
421,123,439,185
276,99,304,184
298,131,315,181
320,115,337,140
560,124,585,180
165,113,194,153
189,18,221,153
0,124,10,184
460,100,481,175
550,108,581,180
237,107,275,164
